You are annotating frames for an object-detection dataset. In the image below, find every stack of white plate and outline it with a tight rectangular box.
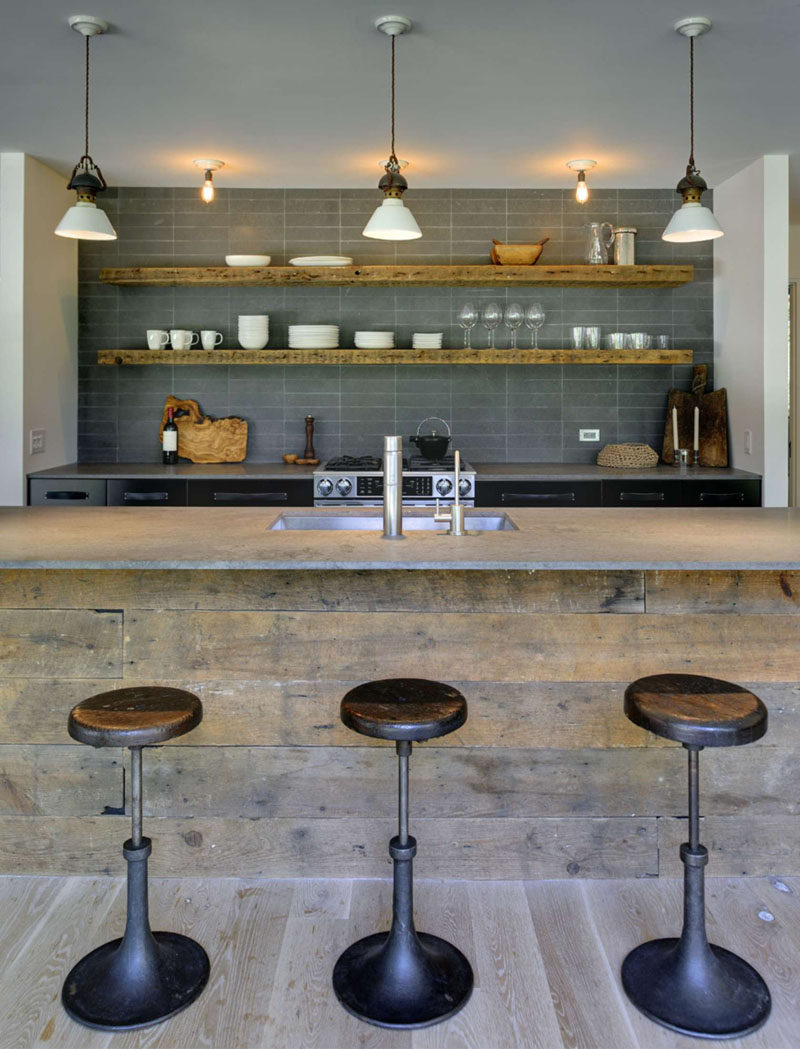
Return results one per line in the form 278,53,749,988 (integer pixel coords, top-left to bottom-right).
288,325,340,349
412,332,443,349
238,314,269,350
289,255,353,267
354,331,395,349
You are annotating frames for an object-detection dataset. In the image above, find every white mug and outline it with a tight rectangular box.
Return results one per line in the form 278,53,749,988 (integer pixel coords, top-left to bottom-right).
200,330,224,350
170,329,199,350
146,329,169,350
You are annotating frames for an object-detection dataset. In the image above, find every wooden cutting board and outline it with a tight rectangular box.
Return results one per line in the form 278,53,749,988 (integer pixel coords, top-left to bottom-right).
661,365,728,466
159,396,248,463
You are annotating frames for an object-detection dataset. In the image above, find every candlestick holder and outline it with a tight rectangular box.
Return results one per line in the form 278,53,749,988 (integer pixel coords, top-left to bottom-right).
672,448,690,468
692,450,700,467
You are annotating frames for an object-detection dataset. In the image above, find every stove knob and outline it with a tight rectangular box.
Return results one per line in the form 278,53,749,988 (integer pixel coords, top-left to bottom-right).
336,477,353,496
436,478,453,496
317,478,334,497
458,478,471,497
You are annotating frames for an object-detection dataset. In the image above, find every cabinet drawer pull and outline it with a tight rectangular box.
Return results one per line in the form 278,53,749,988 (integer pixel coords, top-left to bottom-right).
123,491,170,503
501,492,576,503
212,491,289,503
699,491,745,505
619,491,665,503
45,490,90,501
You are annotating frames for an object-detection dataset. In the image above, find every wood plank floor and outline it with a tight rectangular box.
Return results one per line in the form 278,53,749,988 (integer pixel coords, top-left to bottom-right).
2,875,798,1049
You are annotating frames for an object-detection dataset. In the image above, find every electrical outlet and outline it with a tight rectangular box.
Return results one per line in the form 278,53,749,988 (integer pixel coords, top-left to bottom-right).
30,429,46,455
744,429,752,455
579,428,600,442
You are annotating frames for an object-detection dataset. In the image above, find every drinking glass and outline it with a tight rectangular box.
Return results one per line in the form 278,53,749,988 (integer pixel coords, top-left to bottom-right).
505,303,524,349
585,325,601,350
457,303,479,349
571,326,586,350
525,303,546,348
482,303,503,349
655,334,671,349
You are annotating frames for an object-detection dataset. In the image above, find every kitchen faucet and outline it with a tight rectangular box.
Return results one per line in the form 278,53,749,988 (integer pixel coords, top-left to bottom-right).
434,450,467,536
382,435,404,540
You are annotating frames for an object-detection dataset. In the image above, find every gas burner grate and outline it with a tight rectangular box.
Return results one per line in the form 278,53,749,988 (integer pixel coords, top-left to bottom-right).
323,456,384,471
408,455,457,470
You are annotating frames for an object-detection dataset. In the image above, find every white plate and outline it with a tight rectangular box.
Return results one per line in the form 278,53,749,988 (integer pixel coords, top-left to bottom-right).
289,256,353,267
226,254,271,266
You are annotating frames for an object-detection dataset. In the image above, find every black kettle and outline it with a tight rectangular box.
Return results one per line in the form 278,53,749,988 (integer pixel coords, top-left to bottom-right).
410,417,451,460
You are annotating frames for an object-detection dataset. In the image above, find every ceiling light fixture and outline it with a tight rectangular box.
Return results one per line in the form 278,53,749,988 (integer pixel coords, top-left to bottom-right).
55,15,116,241
566,159,596,204
662,16,723,243
193,159,224,203
362,15,422,241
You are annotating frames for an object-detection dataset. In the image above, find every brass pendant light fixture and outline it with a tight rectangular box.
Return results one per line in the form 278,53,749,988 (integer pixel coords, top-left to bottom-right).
362,15,422,241
55,15,116,241
662,16,723,243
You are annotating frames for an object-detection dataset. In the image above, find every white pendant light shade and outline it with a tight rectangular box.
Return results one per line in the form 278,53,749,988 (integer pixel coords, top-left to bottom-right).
362,197,422,240
662,201,723,243
55,200,117,241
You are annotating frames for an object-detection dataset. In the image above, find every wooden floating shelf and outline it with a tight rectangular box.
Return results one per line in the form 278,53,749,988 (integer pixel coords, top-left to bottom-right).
98,347,693,367
99,264,694,289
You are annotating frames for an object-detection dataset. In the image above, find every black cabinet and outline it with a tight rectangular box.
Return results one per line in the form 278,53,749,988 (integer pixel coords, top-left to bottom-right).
476,480,602,507
28,478,106,506
681,479,761,507
187,479,313,507
601,480,683,507
107,479,187,506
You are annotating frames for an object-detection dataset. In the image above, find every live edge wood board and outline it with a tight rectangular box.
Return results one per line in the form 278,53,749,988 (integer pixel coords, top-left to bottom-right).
0,566,797,881
98,263,694,289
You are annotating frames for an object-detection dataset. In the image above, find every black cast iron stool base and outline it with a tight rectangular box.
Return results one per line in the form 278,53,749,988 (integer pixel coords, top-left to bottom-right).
622,936,771,1041
62,837,210,1031
333,833,472,1029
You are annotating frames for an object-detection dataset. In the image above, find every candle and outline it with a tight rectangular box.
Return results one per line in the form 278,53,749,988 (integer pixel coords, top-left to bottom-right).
672,407,679,452
693,406,700,452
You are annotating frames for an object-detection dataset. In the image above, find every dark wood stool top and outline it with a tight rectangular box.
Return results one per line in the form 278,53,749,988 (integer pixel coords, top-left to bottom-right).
68,686,202,748
341,679,467,741
625,674,767,747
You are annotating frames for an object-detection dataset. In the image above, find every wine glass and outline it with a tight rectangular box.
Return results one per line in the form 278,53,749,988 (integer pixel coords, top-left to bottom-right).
505,303,524,349
525,302,546,348
482,303,503,349
457,303,479,349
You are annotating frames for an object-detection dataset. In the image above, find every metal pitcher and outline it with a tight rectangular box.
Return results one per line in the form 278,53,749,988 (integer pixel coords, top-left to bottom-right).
613,226,638,265
585,222,614,265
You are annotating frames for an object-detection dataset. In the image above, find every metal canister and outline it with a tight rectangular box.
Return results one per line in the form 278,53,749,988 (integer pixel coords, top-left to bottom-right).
613,226,637,265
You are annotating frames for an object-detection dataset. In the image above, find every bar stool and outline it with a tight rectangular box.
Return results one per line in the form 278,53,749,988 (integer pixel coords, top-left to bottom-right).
62,686,210,1031
332,678,474,1029
621,673,771,1039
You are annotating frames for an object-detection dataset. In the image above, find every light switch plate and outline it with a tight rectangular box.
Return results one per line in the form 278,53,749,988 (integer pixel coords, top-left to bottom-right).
579,428,600,442
744,429,752,455
30,429,45,455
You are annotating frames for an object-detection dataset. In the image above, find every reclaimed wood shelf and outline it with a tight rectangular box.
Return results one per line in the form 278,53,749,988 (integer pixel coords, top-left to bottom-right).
98,264,693,289
97,347,693,367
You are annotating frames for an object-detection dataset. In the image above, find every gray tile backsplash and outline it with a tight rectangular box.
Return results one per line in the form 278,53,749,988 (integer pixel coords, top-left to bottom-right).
78,187,712,463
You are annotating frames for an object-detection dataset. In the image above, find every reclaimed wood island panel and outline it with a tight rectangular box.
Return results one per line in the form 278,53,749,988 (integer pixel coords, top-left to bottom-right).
0,506,798,881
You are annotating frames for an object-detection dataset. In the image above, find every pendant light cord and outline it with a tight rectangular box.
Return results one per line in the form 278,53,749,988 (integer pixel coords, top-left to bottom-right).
388,35,398,167
688,36,695,172
84,34,91,159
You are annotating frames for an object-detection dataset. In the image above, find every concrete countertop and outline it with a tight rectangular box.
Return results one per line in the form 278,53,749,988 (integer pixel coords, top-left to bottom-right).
0,506,796,571
28,462,761,482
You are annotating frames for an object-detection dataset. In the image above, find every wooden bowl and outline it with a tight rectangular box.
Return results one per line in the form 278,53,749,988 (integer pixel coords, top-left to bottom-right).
490,238,549,266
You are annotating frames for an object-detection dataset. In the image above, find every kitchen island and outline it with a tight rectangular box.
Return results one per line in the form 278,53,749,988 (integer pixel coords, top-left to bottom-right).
0,506,798,882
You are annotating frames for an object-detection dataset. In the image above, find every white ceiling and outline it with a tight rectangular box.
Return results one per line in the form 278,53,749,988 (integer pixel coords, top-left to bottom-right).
3,0,800,212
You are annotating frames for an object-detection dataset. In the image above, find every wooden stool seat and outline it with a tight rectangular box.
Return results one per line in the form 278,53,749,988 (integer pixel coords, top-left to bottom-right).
624,673,767,748
341,678,467,742
68,686,202,748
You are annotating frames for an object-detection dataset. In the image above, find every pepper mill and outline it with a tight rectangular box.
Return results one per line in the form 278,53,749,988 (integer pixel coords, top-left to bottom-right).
304,416,316,460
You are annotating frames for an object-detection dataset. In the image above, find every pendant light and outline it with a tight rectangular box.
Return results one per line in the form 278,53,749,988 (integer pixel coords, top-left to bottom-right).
55,15,116,241
662,16,723,244
193,159,225,203
566,159,596,204
362,15,422,241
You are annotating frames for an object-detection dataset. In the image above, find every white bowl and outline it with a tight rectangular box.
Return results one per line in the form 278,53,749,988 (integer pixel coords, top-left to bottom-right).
238,335,269,350
226,255,271,266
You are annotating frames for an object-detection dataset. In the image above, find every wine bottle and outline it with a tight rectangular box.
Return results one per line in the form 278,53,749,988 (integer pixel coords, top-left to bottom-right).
162,407,178,465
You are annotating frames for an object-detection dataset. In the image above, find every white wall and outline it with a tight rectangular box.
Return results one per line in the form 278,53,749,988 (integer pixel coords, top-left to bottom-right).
714,155,789,507
0,154,77,505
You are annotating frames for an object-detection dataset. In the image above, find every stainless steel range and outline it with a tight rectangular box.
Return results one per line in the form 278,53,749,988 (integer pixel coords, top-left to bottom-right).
314,455,475,507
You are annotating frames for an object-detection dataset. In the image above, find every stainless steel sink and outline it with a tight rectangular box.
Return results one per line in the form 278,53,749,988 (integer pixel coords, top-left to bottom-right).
268,510,518,531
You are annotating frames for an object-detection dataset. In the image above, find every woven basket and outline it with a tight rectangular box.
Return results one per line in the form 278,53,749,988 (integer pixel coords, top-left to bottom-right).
596,443,659,468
